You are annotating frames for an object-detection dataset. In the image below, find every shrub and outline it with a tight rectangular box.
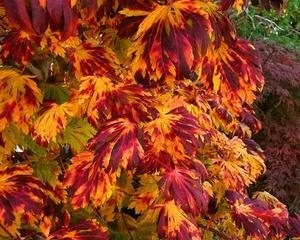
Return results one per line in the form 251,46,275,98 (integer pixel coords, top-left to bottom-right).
0,0,297,239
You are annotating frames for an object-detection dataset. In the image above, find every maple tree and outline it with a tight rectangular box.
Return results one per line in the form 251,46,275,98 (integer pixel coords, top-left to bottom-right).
0,0,297,239
251,40,300,213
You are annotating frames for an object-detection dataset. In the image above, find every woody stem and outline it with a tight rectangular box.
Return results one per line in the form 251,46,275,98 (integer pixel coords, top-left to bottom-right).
0,223,14,238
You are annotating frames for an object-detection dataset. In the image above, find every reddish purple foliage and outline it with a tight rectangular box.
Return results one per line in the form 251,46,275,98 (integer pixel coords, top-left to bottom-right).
253,41,300,212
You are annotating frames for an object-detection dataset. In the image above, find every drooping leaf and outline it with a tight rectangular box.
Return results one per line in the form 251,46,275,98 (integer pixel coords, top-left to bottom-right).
200,39,264,104
142,95,204,172
128,174,160,214
122,0,212,86
88,117,145,172
64,151,117,209
226,190,288,239
42,213,108,240
157,200,202,240
159,167,209,216
0,31,33,64
76,76,151,125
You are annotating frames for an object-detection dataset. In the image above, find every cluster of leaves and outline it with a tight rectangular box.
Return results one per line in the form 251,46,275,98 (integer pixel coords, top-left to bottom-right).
235,0,300,50
0,0,298,239
250,40,300,213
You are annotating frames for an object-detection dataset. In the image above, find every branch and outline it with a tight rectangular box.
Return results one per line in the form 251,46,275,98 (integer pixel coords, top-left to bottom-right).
0,223,14,239
121,212,133,240
26,62,44,82
254,14,300,37
198,223,232,240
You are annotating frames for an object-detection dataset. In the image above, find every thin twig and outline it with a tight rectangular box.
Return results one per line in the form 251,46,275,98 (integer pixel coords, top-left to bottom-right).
121,211,133,240
254,14,300,37
0,223,14,239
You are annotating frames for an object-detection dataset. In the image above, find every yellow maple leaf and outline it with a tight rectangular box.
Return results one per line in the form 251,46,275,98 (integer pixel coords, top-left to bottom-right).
33,102,74,144
0,69,42,133
157,200,202,239
128,174,160,214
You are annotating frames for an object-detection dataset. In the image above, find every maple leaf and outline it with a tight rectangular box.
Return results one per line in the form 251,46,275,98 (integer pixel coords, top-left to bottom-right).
220,0,250,11
59,118,97,154
128,174,160,214
159,167,209,216
76,76,151,125
122,0,212,85
32,102,74,144
0,165,50,235
142,96,204,172
41,212,108,240
32,156,61,187
0,0,291,238
200,39,264,104
44,83,71,104
157,200,202,240
3,0,77,38
68,41,118,79
0,31,33,64
88,117,145,172
208,134,265,190
0,69,42,133
226,191,289,239
2,0,36,33
220,0,285,11
64,151,117,209
47,220,108,240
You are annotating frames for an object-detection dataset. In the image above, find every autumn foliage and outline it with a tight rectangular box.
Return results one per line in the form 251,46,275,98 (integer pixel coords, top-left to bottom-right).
253,41,300,214
0,0,297,239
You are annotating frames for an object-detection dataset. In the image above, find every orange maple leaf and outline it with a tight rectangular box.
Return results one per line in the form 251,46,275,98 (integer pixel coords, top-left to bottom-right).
32,102,74,144
69,41,118,79
76,76,151,125
0,69,42,133
157,200,202,240
0,165,50,234
64,151,117,209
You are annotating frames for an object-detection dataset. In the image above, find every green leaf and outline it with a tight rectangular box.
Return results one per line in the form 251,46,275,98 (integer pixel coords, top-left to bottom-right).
59,118,97,154
109,232,130,240
44,83,70,104
32,156,61,187
24,135,46,156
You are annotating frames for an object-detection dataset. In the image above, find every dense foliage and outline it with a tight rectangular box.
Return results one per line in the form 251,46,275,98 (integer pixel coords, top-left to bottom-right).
252,40,300,213
234,0,300,215
0,0,298,239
